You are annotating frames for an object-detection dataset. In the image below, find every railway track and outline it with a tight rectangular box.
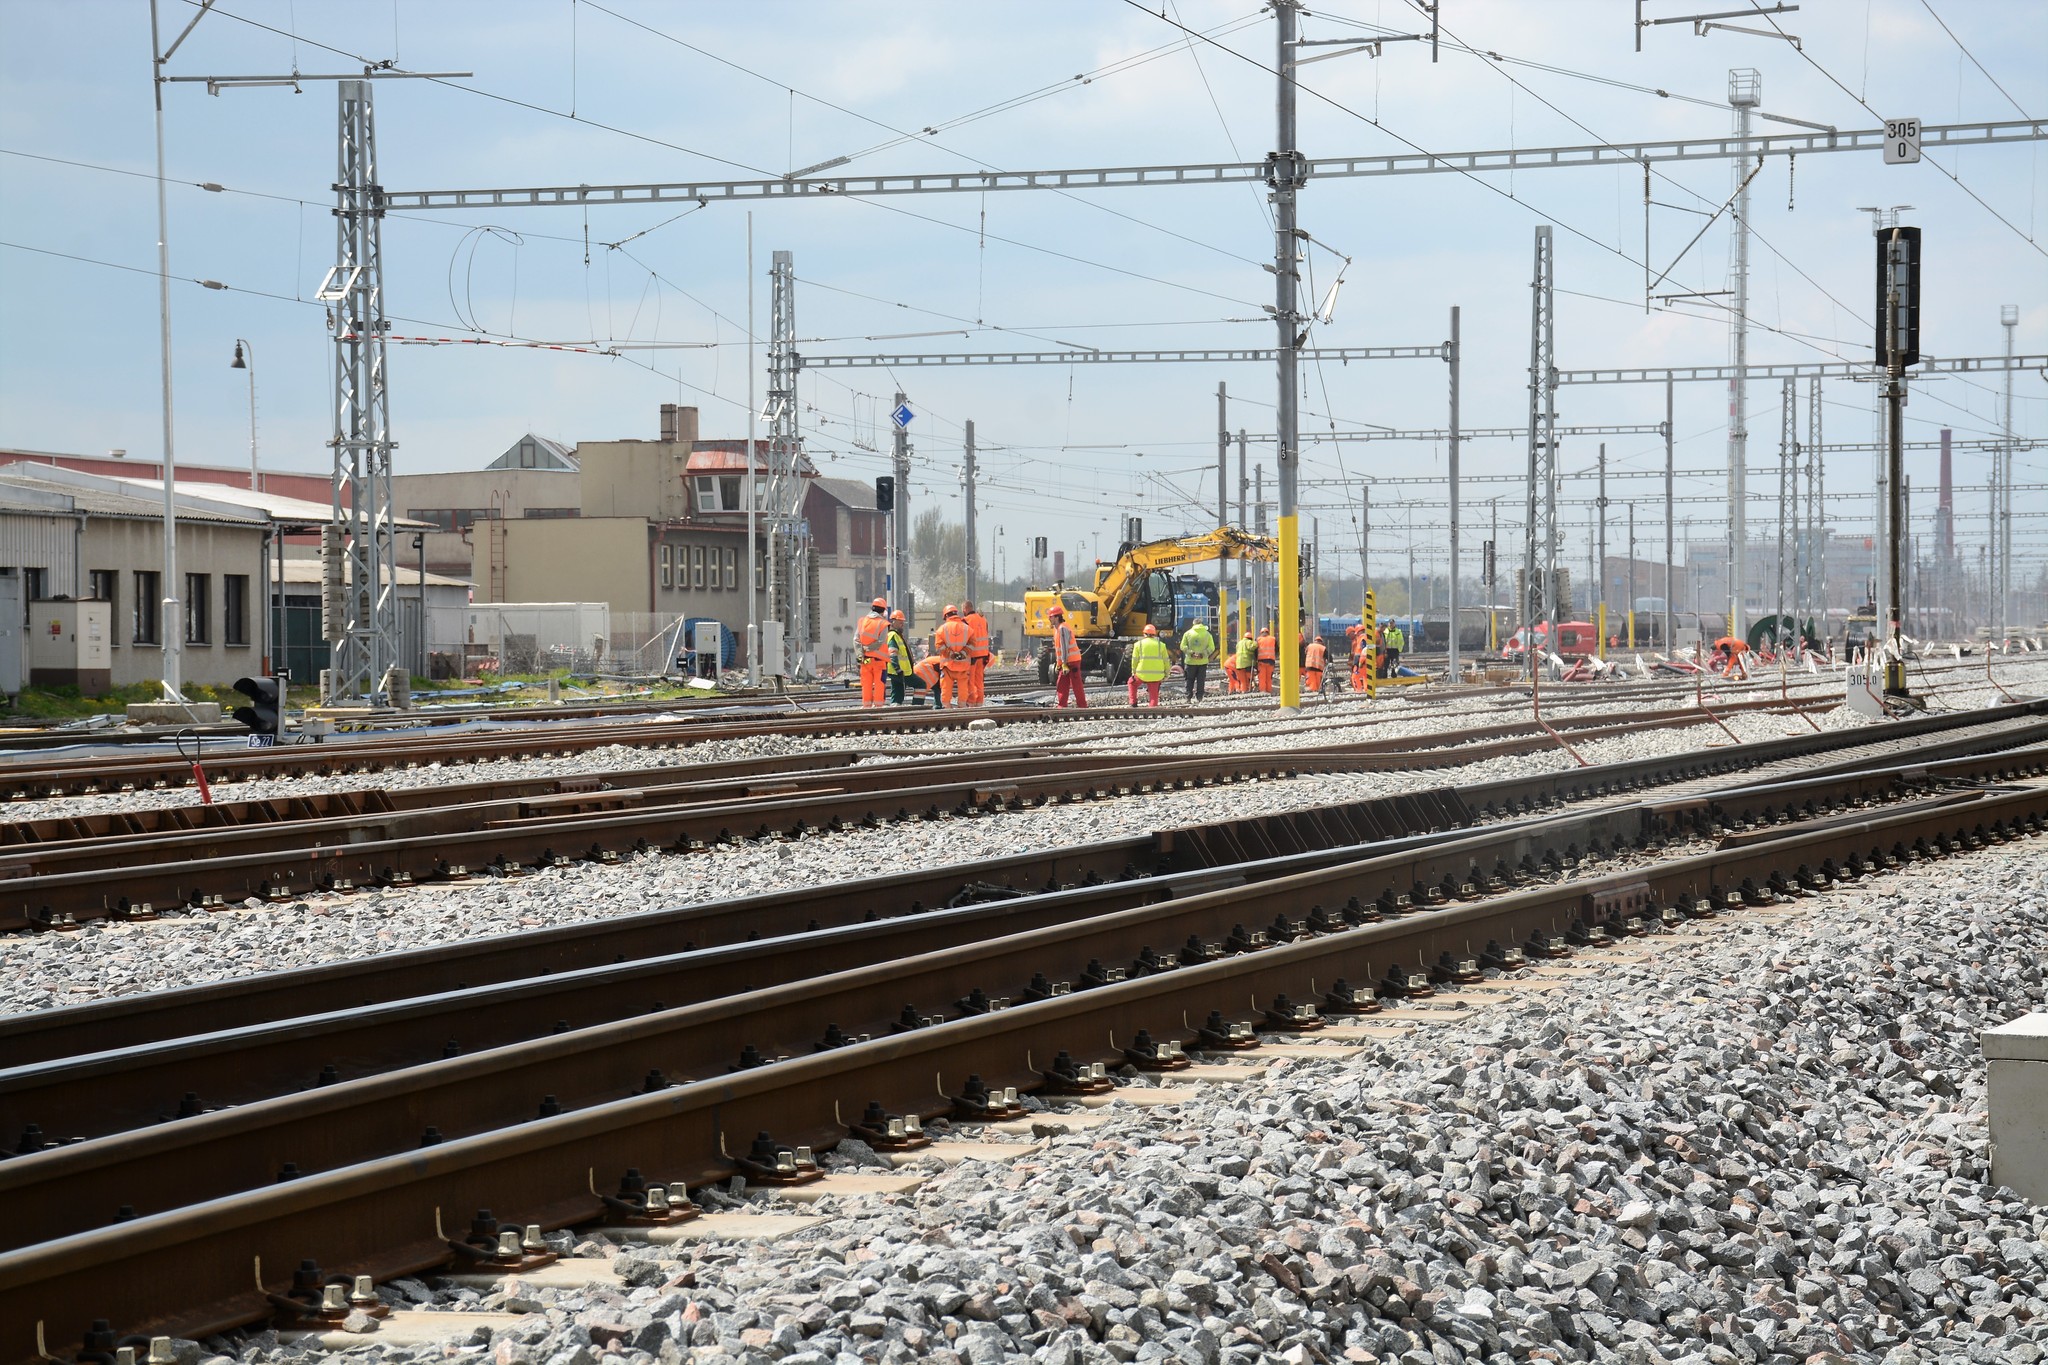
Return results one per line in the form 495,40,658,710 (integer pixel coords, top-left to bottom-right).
0,694,1844,929
5,707,2047,1354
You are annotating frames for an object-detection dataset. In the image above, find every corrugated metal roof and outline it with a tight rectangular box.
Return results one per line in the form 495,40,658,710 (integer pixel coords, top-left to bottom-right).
0,470,260,526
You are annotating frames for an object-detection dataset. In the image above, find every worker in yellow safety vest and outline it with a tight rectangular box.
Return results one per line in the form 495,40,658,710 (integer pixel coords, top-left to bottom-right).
962,600,992,705
854,597,890,705
885,610,914,705
1232,629,1258,694
1178,618,1216,701
1127,623,1171,708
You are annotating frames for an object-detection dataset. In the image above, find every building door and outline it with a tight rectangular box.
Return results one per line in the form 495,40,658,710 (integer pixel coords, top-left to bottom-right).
0,574,19,694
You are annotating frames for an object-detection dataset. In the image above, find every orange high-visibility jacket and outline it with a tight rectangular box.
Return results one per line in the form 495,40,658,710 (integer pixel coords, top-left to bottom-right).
855,612,890,662
1053,622,1083,666
1305,639,1328,670
964,612,992,659
1255,633,1277,663
934,618,973,664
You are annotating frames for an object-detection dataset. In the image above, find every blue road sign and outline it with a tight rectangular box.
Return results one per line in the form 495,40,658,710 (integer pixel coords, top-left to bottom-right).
892,402,915,428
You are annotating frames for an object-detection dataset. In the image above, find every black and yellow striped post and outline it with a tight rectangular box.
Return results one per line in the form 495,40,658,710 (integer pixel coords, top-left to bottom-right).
1360,589,1378,700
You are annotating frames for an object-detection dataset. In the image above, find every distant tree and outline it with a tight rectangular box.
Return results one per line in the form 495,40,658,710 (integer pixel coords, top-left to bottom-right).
912,508,967,608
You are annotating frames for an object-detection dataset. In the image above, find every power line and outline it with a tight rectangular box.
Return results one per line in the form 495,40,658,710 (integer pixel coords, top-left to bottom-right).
1746,0,2046,258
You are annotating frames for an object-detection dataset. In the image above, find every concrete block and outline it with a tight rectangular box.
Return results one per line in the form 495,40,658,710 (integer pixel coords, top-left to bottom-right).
1984,1011,2048,1205
125,702,222,725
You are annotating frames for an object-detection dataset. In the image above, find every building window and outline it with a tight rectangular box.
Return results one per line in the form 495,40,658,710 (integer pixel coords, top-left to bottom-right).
660,544,673,589
692,475,750,513
88,569,116,602
522,507,580,519
184,573,210,644
689,545,705,589
839,597,850,619
722,547,737,590
21,567,46,622
133,571,160,644
224,575,249,646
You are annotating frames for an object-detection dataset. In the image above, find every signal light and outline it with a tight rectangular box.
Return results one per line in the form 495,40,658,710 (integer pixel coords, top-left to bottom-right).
232,674,284,745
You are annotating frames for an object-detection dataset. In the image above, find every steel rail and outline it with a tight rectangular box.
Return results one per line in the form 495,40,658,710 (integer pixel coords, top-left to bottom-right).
0,702,1194,800
0,694,1817,853
8,701,2043,1066
7,776,2046,1355
16,737,2042,1163
0,699,1840,929
0,766,2000,1251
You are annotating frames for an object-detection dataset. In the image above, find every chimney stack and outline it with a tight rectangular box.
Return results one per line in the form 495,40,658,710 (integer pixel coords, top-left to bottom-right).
1937,428,1954,560
659,403,681,443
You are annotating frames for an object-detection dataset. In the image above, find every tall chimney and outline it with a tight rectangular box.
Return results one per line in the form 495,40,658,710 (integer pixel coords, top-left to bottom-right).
1937,428,1954,560
659,403,680,443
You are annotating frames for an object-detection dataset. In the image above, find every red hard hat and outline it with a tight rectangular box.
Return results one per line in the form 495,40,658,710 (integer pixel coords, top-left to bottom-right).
944,604,959,617
1047,605,1064,619
890,610,906,623
1143,624,1159,636
871,597,887,610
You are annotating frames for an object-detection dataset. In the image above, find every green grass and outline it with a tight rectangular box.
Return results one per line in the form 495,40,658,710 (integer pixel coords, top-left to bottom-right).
3,681,249,721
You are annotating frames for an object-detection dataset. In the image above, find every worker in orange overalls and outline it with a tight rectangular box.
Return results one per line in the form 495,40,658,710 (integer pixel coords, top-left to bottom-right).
854,597,890,705
1303,635,1328,697
1050,605,1088,709
1255,626,1277,694
962,600,992,706
1219,629,1240,693
912,652,945,708
933,604,974,708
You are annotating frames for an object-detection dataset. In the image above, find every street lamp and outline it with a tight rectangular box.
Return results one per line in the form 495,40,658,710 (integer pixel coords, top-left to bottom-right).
229,339,257,492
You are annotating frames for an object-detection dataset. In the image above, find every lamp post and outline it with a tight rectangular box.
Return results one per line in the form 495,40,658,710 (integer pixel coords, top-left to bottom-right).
230,339,258,492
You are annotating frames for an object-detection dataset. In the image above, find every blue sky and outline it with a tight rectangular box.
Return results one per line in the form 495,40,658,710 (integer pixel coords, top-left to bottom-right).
2,0,2043,583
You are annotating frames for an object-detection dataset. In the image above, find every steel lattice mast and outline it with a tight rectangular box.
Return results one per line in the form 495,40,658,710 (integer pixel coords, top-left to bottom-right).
319,79,400,702
766,251,813,677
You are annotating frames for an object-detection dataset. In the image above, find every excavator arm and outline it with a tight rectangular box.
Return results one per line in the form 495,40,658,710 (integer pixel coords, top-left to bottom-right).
1093,528,1277,628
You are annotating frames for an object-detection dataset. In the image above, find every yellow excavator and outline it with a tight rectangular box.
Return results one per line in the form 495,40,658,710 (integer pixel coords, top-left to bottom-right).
1024,527,1279,683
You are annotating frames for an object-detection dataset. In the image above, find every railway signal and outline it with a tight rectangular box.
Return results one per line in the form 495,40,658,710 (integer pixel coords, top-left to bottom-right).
232,672,284,746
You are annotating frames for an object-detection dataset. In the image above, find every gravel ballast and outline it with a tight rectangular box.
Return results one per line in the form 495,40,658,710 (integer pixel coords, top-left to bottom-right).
182,835,2048,1365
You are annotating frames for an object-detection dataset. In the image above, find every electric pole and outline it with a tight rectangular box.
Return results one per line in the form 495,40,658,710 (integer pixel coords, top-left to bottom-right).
963,420,977,606
2002,303,2018,640
893,391,912,630
1447,305,1461,682
1726,69,1760,640
1272,0,1307,710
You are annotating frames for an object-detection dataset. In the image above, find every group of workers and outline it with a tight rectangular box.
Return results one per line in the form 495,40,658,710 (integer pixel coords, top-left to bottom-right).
858,597,1408,711
855,597,993,709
